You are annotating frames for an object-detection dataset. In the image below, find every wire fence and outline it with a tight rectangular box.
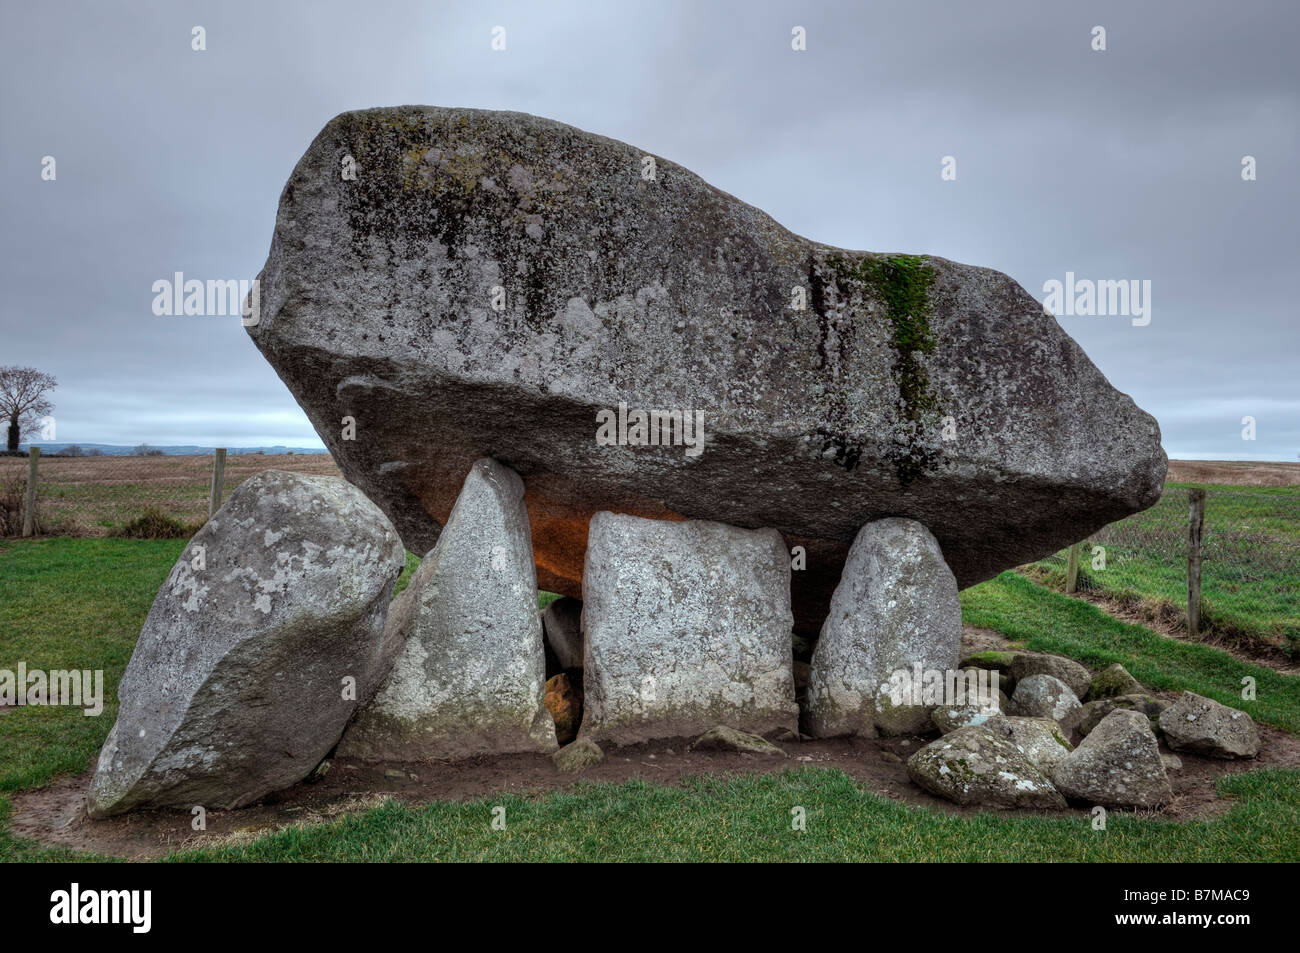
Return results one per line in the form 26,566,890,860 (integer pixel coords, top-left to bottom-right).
4,450,1297,658
0,450,340,538
1031,485,1300,659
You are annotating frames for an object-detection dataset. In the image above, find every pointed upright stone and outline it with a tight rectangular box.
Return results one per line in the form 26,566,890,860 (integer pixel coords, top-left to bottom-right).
338,458,557,760
805,518,962,737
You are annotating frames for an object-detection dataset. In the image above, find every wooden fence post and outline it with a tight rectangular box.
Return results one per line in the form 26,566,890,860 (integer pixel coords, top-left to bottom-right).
209,448,227,519
1187,488,1206,634
1065,542,1080,593
21,446,40,537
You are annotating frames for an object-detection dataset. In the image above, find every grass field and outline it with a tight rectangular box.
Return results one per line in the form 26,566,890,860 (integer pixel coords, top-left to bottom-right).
0,453,340,536
1,537,1297,862
1032,482,1300,657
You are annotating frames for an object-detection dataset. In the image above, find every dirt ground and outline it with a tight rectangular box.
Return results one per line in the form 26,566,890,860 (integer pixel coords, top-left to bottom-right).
12,627,1298,861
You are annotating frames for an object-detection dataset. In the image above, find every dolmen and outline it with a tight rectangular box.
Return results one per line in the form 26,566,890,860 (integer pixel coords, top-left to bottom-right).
87,106,1185,816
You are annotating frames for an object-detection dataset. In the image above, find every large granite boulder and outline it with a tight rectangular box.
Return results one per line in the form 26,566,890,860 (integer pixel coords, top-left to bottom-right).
246,105,1166,635
338,458,556,760
805,518,962,738
87,471,406,817
579,512,798,744
1158,692,1260,759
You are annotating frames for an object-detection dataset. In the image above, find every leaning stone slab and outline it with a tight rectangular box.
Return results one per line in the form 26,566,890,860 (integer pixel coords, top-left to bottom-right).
338,458,556,761
542,596,584,671
806,518,962,738
906,724,1066,809
246,105,1167,637
579,513,798,745
1158,692,1260,759
87,471,406,817
1050,708,1172,807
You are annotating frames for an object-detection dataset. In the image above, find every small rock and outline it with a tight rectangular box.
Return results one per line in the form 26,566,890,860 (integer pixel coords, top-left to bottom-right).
1074,694,1167,738
1160,753,1183,771
932,703,1001,734
1087,663,1143,700
544,672,582,745
553,738,604,773
958,650,1020,692
1050,709,1172,808
906,724,1066,809
1011,654,1092,700
880,751,903,764
1011,674,1082,724
984,716,1074,773
689,725,787,757
1158,692,1260,759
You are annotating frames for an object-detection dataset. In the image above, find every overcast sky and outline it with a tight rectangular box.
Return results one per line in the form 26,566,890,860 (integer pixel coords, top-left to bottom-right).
2,0,1296,459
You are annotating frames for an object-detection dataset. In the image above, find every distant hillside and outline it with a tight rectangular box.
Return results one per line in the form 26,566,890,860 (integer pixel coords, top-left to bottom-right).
14,442,330,457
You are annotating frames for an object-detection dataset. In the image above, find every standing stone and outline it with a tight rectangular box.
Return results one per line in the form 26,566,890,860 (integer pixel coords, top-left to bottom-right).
579,513,798,745
87,471,406,817
338,459,556,760
542,596,584,670
1050,709,1172,807
805,518,962,738
246,105,1167,638
1158,692,1260,759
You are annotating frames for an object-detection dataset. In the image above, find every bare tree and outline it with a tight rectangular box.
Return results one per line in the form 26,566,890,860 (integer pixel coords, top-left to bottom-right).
0,366,57,452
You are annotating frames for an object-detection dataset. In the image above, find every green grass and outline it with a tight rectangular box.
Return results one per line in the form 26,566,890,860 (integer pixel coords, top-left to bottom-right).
1,539,1297,862
1033,482,1300,656
962,571,1300,734
161,767,1300,863
0,538,186,792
